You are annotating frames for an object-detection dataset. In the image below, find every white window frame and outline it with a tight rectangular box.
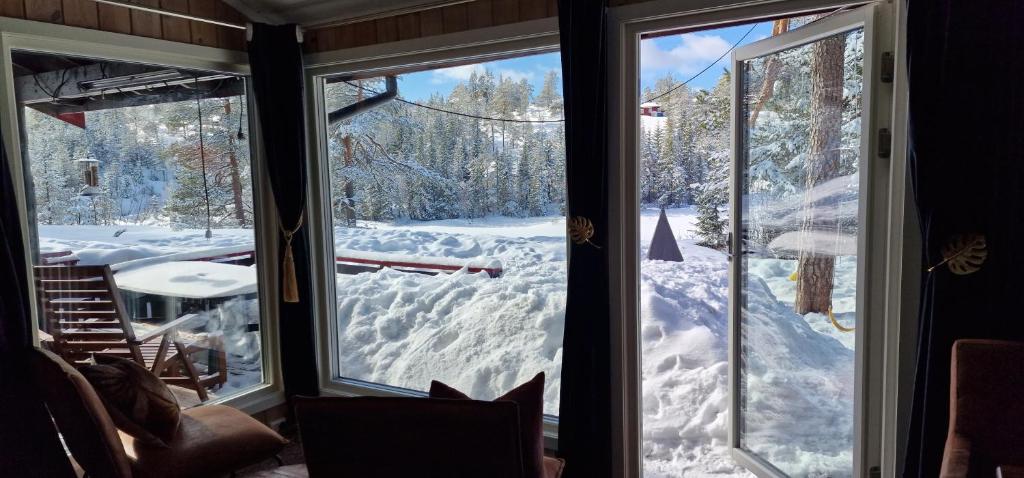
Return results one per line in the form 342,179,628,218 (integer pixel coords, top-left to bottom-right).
606,0,911,476
302,17,565,447
0,17,284,414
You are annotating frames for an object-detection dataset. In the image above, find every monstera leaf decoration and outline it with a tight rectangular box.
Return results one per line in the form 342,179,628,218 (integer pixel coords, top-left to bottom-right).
568,216,600,249
929,233,987,275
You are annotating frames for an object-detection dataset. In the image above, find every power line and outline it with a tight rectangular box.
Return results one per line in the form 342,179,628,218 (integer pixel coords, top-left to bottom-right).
642,23,757,104
343,81,565,124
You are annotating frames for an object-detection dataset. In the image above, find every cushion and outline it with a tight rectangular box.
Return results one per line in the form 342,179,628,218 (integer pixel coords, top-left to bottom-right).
430,372,546,478
121,404,288,478
30,348,134,478
80,353,181,447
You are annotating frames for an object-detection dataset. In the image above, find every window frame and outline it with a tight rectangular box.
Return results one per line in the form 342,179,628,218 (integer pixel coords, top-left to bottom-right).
0,17,284,414
302,17,565,446
607,0,909,476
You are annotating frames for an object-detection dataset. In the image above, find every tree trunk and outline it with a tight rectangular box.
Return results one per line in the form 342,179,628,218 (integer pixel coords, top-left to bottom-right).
748,19,790,128
342,135,356,227
224,99,247,226
795,32,844,315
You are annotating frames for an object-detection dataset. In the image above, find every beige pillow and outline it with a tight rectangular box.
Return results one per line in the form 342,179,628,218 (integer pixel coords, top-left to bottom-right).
80,354,181,447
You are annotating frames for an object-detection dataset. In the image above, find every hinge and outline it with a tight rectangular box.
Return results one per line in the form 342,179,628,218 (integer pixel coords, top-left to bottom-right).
878,128,892,159
869,465,881,478
880,52,895,83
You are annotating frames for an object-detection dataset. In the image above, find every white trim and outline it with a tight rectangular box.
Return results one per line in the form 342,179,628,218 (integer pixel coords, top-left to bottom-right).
0,17,284,415
302,16,565,441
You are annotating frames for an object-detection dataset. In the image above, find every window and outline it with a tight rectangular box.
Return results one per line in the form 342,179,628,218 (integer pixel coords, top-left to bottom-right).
14,50,268,403
312,51,568,417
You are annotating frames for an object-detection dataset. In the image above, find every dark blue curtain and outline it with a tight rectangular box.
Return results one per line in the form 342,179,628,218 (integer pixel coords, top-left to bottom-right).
0,125,74,475
248,24,319,398
556,1,613,477
903,1,1024,476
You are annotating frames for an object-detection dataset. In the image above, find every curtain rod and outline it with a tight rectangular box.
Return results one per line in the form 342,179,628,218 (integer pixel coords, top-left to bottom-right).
93,0,247,30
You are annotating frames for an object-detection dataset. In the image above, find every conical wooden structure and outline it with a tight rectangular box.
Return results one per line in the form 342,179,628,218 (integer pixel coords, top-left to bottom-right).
648,208,683,262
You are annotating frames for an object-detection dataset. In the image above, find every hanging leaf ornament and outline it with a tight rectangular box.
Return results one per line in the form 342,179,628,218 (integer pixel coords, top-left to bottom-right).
927,233,987,275
568,216,601,249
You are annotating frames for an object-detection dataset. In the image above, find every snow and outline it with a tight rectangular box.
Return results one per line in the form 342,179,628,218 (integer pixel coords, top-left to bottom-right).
114,261,257,299
639,207,856,477
37,209,856,477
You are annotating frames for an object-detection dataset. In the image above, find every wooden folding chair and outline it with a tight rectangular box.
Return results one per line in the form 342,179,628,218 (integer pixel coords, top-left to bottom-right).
35,265,227,401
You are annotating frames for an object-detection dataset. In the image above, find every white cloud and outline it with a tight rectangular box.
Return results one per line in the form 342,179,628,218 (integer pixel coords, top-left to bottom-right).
431,64,486,84
641,33,732,76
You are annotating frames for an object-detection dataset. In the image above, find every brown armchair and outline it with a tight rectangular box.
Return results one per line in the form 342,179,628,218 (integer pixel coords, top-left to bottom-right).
941,339,1024,477
29,347,287,478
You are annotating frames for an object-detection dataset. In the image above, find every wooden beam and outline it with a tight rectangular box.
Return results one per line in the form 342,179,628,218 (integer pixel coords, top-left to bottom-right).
29,78,244,115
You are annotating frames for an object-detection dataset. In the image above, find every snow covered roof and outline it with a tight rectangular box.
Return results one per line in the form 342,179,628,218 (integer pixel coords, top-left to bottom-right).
640,102,661,108
114,261,257,299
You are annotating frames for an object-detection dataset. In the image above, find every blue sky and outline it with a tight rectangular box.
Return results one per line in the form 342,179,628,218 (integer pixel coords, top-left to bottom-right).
397,52,563,102
639,22,772,92
393,21,773,102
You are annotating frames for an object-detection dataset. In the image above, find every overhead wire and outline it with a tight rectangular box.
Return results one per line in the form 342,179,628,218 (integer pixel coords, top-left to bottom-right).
642,23,757,104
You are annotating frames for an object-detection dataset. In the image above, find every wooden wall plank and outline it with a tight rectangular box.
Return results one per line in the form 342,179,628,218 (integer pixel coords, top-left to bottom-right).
0,0,25,18
25,0,63,24
519,0,546,21
466,0,492,30
160,0,192,43
334,24,356,50
130,0,163,38
418,8,443,37
395,13,420,41
375,16,398,44
97,4,131,34
61,0,97,28
546,0,557,17
188,0,218,47
214,0,246,51
441,4,468,34
490,0,518,26
351,20,376,47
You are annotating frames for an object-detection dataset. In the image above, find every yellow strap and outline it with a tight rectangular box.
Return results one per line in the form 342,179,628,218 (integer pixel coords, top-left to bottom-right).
828,306,855,333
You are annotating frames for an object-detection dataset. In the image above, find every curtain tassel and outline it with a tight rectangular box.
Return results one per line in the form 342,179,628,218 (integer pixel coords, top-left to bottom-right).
280,211,304,304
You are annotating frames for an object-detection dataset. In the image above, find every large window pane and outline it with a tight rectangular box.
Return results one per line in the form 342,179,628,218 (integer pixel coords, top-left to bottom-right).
737,28,864,476
321,53,567,416
638,15,859,477
15,51,265,403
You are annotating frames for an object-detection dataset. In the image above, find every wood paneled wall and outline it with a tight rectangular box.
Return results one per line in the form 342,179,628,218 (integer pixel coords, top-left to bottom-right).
304,0,557,53
0,0,248,51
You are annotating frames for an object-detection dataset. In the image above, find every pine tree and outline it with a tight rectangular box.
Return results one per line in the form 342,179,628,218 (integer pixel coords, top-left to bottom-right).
694,186,727,249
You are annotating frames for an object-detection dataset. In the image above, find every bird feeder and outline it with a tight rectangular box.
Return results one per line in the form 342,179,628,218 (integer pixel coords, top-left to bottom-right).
76,157,100,196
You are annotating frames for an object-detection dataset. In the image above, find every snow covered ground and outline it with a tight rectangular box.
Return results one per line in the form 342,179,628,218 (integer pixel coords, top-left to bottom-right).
38,209,855,477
